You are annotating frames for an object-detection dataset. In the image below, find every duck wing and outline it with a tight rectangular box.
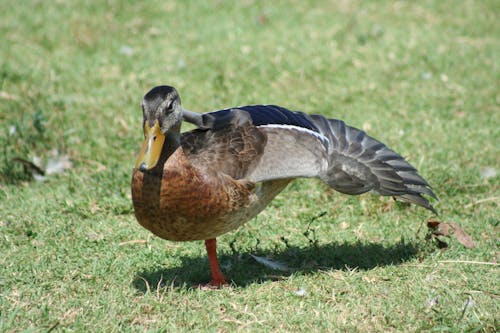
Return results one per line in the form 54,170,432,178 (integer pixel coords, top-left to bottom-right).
181,109,266,179
181,106,329,181
183,105,437,213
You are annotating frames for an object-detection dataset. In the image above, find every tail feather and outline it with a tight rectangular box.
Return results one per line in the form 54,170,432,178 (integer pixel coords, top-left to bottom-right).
399,193,437,214
396,171,429,186
385,159,417,172
310,114,437,214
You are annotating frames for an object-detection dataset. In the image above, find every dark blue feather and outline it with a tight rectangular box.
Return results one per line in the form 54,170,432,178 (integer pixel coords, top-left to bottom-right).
208,105,320,133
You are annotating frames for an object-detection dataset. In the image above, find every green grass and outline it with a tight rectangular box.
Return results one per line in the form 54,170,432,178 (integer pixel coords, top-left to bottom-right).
1,0,499,331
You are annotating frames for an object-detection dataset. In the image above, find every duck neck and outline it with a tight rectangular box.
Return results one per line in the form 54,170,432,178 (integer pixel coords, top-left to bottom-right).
164,130,181,156
158,123,182,165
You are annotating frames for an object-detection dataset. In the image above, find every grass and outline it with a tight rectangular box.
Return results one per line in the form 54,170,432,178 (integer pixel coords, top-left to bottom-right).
0,0,498,331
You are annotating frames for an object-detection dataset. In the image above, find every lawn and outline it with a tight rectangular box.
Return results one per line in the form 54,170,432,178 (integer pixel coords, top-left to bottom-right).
1,0,498,332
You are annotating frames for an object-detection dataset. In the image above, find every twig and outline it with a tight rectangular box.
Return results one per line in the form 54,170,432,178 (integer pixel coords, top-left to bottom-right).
403,264,437,268
138,276,151,294
11,157,45,175
465,196,500,208
47,321,60,333
118,239,148,246
458,296,473,323
467,290,500,298
438,260,499,266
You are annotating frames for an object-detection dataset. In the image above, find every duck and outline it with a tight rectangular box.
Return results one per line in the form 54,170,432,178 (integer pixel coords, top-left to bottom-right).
131,85,437,287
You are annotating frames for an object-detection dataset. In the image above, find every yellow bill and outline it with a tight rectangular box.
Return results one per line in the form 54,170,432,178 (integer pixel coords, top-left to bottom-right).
135,120,166,171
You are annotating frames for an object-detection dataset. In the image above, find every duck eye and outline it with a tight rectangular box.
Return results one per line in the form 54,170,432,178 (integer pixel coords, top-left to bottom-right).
166,100,174,111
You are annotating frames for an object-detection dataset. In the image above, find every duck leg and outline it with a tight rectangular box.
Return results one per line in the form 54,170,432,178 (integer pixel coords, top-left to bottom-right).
204,238,228,287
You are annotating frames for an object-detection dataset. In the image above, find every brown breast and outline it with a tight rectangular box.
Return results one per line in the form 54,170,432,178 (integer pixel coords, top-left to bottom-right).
131,147,257,241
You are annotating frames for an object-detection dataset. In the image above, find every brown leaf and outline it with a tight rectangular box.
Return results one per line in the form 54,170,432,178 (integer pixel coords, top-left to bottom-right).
427,220,440,229
426,220,475,249
436,238,449,249
437,222,453,237
450,223,475,249
427,219,451,236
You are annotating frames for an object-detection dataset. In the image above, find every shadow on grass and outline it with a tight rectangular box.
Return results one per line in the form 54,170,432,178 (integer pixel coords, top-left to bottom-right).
132,240,419,293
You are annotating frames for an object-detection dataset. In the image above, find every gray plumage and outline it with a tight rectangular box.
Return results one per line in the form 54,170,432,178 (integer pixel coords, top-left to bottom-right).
182,104,437,214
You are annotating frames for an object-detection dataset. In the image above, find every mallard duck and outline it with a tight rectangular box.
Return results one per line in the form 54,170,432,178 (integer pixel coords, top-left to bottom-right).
131,85,437,287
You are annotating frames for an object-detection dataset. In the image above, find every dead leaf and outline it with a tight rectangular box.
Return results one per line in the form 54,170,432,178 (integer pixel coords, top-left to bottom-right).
439,223,453,237
11,157,45,176
46,151,72,176
11,151,72,181
427,220,440,229
294,288,307,296
432,221,453,237
426,296,439,308
436,238,449,249
450,223,475,249
426,220,475,249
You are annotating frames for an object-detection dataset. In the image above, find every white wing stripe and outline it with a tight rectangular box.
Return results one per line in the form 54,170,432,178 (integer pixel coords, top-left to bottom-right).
257,124,329,147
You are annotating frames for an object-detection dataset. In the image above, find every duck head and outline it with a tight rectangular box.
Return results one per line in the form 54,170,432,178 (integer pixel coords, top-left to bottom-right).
135,85,183,172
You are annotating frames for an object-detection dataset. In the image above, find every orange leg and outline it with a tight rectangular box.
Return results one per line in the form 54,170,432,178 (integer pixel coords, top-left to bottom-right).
204,238,228,287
